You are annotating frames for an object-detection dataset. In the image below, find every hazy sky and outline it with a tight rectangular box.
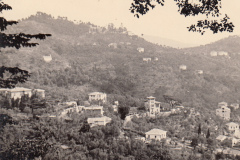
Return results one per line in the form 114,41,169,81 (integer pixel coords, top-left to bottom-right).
2,0,240,47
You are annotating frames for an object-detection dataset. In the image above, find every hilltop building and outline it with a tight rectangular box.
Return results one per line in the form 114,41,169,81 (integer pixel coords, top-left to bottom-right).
216,105,230,120
88,92,107,103
179,65,187,71
108,43,117,49
146,96,161,117
43,55,52,62
137,47,144,53
145,128,167,141
143,58,151,62
210,51,218,57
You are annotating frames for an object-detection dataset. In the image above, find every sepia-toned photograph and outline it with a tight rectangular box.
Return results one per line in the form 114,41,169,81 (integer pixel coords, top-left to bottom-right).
1,0,240,159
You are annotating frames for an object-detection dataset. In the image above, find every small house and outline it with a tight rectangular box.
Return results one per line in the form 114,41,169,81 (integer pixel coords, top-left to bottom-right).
143,58,151,62
43,55,52,62
179,65,187,71
0,87,32,100
108,43,117,49
210,51,218,57
87,116,112,127
226,122,239,132
145,128,167,141
196,70,203,74
230,103,239,110
137,47,144,53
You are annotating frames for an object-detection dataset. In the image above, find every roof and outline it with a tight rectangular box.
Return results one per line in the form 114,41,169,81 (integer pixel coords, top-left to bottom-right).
145,128,167,135
147,96,155,99
84,105,103,110
226,122,239,126
34,89,45,92
0,87,32,92
88,92,105,96
217,106,230,111
87,116,111,123
216,135,227,141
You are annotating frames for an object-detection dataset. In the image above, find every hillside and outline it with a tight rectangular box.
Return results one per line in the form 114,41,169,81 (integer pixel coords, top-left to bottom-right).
2,12,240,117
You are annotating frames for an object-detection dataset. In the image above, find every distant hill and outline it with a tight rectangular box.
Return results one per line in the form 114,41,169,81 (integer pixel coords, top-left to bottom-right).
2,12,240,118
143,35,199,48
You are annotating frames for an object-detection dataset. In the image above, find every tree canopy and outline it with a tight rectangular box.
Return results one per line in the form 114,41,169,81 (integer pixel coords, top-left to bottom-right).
130,0,234,34
0,1,51,88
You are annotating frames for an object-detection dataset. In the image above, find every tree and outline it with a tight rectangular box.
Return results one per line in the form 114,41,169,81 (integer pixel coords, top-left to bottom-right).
130,0,234,34
206,128,210,139
0,1,51,88
191,137,199,150
198,123,201,136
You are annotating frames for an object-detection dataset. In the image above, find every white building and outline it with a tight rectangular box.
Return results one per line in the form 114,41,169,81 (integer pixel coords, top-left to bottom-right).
143,58,151,62
145,128,167,141
216,106,231,120
210,51,218,57
88,92,107,103
43,55,52,62
179,65,187,70
146,96,161,117
196,70,203,74
226,122,239,132
137,47,144,53
87,116,112,127
230,103,239,110
0,87,32,100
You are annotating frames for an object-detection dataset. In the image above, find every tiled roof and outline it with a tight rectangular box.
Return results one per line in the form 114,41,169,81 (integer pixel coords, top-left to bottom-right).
145,128,167,135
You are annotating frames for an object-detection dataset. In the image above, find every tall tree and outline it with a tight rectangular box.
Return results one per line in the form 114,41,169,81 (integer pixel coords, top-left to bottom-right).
206,128,210,138
130,0,234,34
198,123,201,136
0,1,51,88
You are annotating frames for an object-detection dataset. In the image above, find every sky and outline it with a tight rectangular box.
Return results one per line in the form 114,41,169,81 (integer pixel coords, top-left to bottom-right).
2,0,240,47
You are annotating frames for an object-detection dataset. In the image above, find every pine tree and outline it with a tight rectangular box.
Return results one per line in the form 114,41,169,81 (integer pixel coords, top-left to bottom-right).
0,1,51,88
198,123,201,136
206,128,210,138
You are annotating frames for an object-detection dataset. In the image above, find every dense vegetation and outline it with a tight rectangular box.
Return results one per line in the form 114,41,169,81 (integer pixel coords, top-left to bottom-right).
1,12,240,159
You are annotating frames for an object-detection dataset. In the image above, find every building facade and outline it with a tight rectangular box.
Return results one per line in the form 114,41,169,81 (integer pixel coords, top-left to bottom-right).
216,106,231,120
146,96,161,117
0,87,32,100
88,92,107,103
145,128,167,141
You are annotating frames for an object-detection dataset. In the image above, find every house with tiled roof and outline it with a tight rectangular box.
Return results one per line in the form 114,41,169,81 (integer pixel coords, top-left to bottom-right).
145,128,167,141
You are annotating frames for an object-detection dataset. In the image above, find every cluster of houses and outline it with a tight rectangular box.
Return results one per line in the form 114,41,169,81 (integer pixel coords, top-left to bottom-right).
58,92,112,127
210,51,229,57
216,102,239,120
0,87,45,100
216,122,240,147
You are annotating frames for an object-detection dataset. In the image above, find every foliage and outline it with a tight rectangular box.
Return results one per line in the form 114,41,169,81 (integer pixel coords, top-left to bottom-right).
0,1,51,88
130,0,234,34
